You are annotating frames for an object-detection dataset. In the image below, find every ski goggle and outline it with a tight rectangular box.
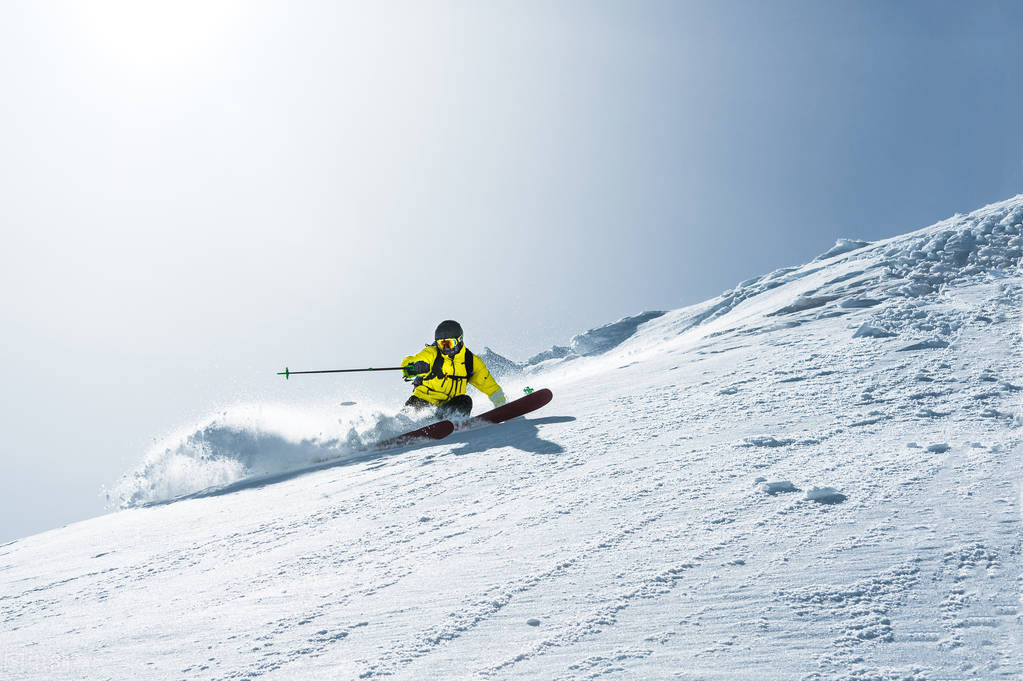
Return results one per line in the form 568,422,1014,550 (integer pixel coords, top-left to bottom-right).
436,337,462,351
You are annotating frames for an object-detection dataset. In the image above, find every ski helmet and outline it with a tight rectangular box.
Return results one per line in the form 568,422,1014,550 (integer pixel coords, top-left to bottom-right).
434,320,463,340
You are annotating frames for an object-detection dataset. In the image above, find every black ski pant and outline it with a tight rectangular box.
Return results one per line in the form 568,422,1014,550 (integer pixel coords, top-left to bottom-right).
404,394,473,418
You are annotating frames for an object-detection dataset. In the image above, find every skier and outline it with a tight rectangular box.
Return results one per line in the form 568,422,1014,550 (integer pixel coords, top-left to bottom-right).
401,320,507,418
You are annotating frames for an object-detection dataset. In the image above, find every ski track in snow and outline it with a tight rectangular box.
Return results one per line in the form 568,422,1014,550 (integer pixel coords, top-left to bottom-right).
1,196,1022,680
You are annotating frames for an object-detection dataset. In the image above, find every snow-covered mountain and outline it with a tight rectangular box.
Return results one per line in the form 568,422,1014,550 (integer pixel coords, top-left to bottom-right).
2,196,1021,680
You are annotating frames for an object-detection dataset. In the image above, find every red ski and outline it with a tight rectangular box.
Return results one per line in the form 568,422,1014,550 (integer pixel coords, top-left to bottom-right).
375,389,552,449
375,419,455,449
458,388,554,430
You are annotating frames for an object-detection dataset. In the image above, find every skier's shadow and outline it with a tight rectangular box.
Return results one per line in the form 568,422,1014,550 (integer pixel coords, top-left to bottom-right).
442,415,575,457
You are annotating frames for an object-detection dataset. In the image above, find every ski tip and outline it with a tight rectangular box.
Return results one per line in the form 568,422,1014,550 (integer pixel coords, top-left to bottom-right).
531,387,553,405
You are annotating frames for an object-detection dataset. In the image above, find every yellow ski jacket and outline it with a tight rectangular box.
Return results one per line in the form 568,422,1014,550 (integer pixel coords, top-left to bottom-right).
402,345,502,405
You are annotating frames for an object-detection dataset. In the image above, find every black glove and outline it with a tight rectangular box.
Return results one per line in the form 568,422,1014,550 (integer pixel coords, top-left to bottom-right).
402,361,430,378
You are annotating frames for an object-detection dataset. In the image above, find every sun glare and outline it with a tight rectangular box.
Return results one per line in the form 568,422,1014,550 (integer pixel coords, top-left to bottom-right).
62,0,243,81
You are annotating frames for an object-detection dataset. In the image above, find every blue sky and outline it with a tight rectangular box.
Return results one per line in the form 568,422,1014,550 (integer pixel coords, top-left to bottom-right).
1,0,1021,541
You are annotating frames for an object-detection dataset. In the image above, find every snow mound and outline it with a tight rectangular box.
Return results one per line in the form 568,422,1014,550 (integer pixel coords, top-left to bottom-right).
853,323,896,339
761,480,798,495
814,238,872,261
806,486,847,503
567,311,667,356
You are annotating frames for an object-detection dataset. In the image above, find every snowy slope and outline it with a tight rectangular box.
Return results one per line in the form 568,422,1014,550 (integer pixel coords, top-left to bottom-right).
2,197,1021,681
